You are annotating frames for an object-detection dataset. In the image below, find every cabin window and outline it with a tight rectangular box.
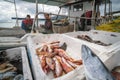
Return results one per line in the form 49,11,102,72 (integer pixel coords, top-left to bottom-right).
73,3,83,12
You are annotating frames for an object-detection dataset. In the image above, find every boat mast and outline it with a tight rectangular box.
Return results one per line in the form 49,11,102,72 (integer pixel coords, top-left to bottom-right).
14,0,19,27
36,0,39,32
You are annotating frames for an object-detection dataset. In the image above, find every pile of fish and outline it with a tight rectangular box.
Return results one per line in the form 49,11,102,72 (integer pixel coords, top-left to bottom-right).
0,51,24,80
77,35,111,46
36,41,82,78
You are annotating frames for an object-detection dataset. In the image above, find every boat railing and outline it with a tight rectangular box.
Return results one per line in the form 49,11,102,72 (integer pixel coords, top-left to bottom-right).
31,12,103,33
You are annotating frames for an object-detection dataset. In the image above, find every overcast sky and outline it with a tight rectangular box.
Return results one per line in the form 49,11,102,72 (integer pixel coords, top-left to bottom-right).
0,0,60,22
0,0,120,22
100,0,120,15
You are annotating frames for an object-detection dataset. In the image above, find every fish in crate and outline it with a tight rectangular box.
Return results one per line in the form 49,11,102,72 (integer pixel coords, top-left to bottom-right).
36,41,82,78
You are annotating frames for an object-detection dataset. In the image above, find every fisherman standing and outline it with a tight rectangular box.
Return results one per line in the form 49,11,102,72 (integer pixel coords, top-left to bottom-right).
40,13,53,34
21,14,33,33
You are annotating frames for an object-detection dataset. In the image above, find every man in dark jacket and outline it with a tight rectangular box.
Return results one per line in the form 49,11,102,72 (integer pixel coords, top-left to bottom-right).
41,13,53,34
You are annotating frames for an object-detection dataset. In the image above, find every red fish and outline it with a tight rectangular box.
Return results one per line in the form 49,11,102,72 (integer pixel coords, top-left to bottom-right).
71,60,83,65
46,57,55,70
67,60,80,68
39,55,46,69
53,57,63,77
54,49,73,61
60,57,74,73
43,65,50,74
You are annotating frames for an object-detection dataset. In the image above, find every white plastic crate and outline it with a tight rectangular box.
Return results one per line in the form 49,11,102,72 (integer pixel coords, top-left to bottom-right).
4,47,33,80
65,30,120,52
27,34,102,80
99,45,120,72
27,33,120,80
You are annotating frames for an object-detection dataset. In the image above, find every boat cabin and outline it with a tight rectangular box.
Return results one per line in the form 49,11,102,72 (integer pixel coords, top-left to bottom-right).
59,0,112,31
60,0,94,24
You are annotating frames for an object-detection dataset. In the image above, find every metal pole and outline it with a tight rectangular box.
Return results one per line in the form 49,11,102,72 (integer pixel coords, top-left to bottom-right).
104,0,107,17
74,17,77,32
91,0,96,30
110,1,113,19
36,0,39,33
96,4,99,17
56,7,61,20
85,10,87,30
68,7,70,20
109,1,110,16
108,1,111,21
14,0,19,27
35,12,100,20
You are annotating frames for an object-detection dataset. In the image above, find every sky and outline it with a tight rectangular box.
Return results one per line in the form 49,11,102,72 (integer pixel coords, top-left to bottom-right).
0,0,60,22
100,0,120,16
0,0,120,22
